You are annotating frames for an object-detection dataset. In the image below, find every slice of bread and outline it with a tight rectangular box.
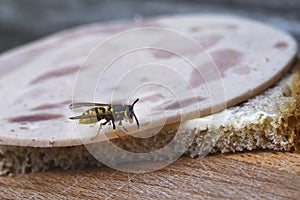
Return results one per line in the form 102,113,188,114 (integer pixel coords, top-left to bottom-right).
1,61,299,175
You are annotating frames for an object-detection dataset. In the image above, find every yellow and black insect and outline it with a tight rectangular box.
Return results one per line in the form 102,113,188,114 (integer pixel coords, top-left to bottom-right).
69,98,140,138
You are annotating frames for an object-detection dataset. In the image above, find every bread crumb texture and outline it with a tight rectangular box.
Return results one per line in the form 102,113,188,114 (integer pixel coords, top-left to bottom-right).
0,146,101,176
188,63,300,157
1,64,299,175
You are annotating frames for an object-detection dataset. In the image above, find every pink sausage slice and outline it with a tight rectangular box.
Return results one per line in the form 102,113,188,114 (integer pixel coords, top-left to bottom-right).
0,15,297,147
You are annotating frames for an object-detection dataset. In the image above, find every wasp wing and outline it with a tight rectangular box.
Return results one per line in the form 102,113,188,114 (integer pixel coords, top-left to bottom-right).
69,102,111,109
69,113,110,120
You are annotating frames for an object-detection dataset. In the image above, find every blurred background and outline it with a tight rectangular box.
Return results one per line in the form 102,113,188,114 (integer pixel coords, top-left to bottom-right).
0,0,300,54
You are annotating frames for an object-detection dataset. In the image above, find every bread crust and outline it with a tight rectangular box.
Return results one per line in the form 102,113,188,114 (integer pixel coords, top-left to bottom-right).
290,62,300,150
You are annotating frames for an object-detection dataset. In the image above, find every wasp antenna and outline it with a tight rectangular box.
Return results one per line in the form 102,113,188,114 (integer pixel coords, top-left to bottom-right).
133,112,140,129
131,98,139,107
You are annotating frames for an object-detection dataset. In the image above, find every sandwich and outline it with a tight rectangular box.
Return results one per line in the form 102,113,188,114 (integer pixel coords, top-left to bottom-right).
0,15,299,175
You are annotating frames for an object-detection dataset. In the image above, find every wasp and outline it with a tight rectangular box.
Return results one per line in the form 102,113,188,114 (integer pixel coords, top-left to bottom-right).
69,98,140,138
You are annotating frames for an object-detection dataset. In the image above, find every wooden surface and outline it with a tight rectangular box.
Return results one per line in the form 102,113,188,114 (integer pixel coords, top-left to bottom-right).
0,151,299,199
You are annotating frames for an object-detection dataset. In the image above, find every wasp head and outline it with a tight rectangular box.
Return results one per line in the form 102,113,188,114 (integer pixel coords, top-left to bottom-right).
125,98,139,129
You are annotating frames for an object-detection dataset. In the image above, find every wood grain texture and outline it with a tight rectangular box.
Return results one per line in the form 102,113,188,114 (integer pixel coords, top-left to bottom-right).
0,151,299,199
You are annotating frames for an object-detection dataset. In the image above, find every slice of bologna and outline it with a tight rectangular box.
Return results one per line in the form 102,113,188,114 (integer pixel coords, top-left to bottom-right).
0,15,297,147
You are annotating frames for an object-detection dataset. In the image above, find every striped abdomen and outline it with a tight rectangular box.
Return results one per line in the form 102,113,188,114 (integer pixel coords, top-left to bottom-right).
79,107,106,124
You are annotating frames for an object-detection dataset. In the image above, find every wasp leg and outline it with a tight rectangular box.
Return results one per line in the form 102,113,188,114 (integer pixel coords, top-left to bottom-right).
118,121,128,133
112,120,121,137
91,120,109,140
90,123,97,127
